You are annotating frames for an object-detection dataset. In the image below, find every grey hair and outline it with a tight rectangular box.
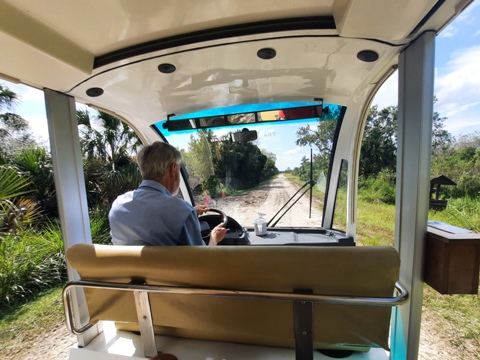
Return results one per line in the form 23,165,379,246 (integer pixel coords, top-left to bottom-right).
137,141,182,180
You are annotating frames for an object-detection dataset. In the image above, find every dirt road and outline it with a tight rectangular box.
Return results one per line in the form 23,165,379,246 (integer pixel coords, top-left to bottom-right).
202,175,324,228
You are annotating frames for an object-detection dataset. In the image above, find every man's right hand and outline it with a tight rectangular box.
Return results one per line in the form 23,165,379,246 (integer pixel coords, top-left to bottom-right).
208,223,227,246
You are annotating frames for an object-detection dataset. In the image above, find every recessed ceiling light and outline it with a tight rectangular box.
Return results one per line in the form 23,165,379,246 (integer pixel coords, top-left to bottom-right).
257,48,276,60
357,50,379,62
158,63,176,73
86,87,104,97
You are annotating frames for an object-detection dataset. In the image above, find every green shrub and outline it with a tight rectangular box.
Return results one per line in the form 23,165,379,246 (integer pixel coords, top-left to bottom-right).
0,210,113,307
89,210,112,244
358,170,396,204
429,197,480,233
0,222,66,307
202,176,220,197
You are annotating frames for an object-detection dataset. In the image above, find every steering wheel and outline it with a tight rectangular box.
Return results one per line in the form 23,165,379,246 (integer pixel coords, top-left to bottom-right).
199,208,228,239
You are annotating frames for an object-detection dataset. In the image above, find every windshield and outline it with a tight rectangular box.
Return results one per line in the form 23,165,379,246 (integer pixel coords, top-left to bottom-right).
154,102,345,229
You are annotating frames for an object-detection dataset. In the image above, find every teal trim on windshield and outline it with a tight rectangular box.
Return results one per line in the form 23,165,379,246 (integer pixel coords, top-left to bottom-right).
169,102,322,120
153,102,344,137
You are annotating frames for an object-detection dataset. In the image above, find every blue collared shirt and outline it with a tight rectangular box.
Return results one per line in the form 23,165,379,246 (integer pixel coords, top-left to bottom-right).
109,180,205,246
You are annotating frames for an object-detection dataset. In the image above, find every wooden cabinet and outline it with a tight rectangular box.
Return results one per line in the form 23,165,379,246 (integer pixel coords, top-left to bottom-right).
424,226,480,294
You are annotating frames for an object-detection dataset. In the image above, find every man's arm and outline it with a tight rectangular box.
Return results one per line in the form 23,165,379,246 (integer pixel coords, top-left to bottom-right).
179,210,206,245
179,210,227,246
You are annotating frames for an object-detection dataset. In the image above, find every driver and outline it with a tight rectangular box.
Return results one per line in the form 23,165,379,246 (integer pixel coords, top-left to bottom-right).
109,141,227,246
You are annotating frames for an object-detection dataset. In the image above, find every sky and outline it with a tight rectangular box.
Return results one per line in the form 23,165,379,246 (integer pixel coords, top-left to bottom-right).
374,1,480,135
2,2,480,170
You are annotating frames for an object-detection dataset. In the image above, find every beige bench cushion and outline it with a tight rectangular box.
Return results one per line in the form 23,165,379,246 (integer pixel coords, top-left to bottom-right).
67,244,400,351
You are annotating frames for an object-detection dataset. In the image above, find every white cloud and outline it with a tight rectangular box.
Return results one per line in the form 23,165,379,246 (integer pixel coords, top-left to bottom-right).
275,146,312,171
434,46,480,135
450,1,479,27
6,82,44,104
439,25,458,38
371,45,480,137
283,146,303,155
372,72,398,108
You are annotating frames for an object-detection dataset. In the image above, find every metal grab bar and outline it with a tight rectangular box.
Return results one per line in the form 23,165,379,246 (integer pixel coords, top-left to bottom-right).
63,280,408,335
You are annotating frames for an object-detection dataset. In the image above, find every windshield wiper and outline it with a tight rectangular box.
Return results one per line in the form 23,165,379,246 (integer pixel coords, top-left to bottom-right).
267,148,316,227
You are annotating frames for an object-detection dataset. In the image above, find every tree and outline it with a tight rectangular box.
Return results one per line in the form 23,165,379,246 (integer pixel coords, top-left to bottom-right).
431,103,454,156
0,83,36,160
0,84,44,226
0,83,18,110
431,133,480,198
295,101,452,180
181,130,277,194
213,137,269,190
78,109,142,166
12,146,57,217
183,130,215,191
360,101,452,178
295,108,340,180
296,113,338,170
292,156,311,181
77,109,142,208
261,150,279,179
359,105,397,177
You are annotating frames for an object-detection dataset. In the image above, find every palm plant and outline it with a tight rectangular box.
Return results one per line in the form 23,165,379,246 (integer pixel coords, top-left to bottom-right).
0,84,64,306
0,83,18,110
12,146,57,217
0,83,36,158
77,109,142,209
0,166,34,234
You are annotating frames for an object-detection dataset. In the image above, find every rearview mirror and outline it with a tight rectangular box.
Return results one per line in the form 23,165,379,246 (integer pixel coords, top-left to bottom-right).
231,128,258,142
162,100,325,132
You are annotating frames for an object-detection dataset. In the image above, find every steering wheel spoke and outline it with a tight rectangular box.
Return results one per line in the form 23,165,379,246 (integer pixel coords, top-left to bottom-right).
199,208,228,239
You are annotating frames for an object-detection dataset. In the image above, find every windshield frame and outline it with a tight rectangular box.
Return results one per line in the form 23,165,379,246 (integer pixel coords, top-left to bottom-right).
153,102,347,231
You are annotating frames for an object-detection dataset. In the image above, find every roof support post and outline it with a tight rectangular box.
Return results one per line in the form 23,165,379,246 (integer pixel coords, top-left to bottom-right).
44,89,100,347
391,31,436,360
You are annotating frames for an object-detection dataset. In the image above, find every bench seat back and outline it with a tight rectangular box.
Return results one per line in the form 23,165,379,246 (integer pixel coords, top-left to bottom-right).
67,244,400,351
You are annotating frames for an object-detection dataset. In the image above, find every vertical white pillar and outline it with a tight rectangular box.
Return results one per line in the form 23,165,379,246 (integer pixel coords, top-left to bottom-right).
44,88,99,346
44,89,91,254
391,31,435,360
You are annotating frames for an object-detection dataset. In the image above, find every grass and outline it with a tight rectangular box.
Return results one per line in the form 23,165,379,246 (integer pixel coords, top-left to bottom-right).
286,172,480,355
354,190,480,356
356,200,396,246
0,285,66,357
0,212,111,307
429,197,480,234
423,284,480,357
0,209,111,359
0,222,66,307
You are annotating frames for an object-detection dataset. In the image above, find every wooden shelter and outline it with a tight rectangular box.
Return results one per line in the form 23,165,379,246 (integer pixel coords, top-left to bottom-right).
430,175,456,210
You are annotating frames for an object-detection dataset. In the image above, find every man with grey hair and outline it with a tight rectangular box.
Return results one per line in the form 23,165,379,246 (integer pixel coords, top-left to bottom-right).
109,141,226,246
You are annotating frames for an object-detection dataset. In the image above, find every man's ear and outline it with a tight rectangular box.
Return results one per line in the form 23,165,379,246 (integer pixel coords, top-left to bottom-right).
168,161,180,177
168,162,176,177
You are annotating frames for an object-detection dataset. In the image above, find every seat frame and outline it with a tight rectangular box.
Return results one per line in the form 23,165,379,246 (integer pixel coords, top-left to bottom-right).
63,279,408,359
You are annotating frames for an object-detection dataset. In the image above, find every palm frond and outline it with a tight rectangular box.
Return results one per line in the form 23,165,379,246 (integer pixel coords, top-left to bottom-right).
0,166,32,201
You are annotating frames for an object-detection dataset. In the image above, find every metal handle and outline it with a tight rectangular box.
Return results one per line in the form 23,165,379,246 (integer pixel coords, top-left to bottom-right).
63,280,408,335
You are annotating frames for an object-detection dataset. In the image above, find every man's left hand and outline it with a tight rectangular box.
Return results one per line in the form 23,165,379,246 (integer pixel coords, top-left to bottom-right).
195,205,209,215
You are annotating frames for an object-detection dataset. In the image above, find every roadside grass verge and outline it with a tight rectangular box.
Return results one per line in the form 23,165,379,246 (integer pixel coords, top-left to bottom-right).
285,172,480,354
428,197,480,233
356,200,396,246
0,212,111,308
0,285,66,357
423,285,480,356
0,222,66,307
356,188,480,356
